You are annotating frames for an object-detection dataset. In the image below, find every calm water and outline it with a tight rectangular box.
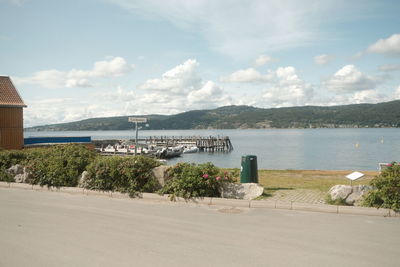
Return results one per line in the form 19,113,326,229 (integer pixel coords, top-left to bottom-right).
24,128,400,170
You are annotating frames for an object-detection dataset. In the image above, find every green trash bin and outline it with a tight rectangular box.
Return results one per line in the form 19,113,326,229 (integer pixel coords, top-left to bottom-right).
240,155,258,183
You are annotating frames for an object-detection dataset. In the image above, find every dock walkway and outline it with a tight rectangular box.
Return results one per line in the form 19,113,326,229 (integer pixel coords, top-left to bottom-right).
93,136,233,152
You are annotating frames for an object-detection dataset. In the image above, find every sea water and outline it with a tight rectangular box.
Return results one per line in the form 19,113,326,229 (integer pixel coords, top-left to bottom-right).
24,128,400,170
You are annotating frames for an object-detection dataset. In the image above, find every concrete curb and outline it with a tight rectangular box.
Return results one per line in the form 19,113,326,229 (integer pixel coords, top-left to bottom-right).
85,189,112,197
174,196,213,205
10,183,32,190
249,200,276,208
59,187,85,195
1,182,398,217
211,198,251,208
110,191,130,199
338,206,391,217
292,202,339,214
0,181,11,188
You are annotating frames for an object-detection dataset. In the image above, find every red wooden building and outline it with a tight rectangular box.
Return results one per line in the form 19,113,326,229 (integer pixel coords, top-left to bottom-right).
0,76,27,149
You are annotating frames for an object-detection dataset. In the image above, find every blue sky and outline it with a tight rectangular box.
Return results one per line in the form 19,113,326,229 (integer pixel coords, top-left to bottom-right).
1,0,400,127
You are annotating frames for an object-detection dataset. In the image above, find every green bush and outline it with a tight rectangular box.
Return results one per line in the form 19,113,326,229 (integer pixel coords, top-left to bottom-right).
85,156,161,196
325,195,349,206
0,149,27,168
25,144,97,187
159,162,236,199
363,162,400,211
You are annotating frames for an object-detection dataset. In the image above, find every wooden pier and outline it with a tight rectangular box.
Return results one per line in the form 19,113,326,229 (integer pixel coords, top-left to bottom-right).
144,136,233,152
93,136,233,152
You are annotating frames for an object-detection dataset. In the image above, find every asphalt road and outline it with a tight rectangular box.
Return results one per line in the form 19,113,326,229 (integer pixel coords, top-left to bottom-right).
0,188,399,267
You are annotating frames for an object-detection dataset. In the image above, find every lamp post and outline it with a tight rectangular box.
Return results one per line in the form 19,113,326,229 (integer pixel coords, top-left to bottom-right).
128,117,147,156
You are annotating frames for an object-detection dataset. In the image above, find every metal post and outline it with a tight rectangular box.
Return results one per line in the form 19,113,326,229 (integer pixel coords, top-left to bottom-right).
135,121,138,156
128,117,147,156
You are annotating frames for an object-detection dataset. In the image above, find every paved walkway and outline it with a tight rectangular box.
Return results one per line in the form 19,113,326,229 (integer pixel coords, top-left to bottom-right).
268,189,326,204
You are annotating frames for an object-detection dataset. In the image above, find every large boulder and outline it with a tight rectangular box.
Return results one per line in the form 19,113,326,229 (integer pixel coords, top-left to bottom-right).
328,184,373,206
151,165,171,186
6,164,24,176
13,174,25,183
346,185,373,206
221,183,264,200
328,185,353,201
78,171,90,188
6,165,30,183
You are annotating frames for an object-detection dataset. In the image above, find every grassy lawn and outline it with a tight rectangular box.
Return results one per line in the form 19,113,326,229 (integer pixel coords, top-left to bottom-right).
227,168,378,194
258,169,378,192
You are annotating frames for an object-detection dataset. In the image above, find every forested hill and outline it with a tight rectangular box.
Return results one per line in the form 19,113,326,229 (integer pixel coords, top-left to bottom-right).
26,100,400,131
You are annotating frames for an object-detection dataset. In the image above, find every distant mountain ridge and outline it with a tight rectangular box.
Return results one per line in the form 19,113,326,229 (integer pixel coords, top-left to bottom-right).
26,100,400,131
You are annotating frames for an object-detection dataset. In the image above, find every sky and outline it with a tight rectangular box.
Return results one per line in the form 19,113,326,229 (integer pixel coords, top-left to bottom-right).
1,0,400,127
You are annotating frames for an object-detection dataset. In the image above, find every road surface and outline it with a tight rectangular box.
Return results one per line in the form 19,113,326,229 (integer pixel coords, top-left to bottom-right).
0,188,399,267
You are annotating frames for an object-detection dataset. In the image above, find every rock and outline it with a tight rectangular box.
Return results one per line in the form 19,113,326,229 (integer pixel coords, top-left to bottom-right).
352,185,373,193
345,192,362,205
347,185,373,206
328,184,373,206
78,171,90,188
151,165,171,186
221,183,264,200
14,174,25,183
22,167,32,183
328,185,353,201
6,164,24,176
6,165,30,183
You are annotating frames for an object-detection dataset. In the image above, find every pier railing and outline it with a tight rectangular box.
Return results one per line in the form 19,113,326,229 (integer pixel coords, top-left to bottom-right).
93,136,233,152
144,136,233,152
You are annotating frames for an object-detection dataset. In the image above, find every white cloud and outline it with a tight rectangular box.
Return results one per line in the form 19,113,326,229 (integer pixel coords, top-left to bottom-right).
13,70,66,88
66,57,133,87
220,68,273,83
254,55,275,67
107,0,355,58
324,65,376,93
14,56,133,89
350,90,385,104
367,33,400,55
65,79,92,88
394,85,400,99
379,64,400,72
138,59,232,112
99,86,136,101
92,57,133,77
138,59,201,94
314,54,334,65
187,81,223,104
262,66,313,107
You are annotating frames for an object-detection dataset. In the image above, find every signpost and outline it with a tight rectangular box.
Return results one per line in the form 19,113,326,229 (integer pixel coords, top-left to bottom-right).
128,117,147,155
346,171,364,186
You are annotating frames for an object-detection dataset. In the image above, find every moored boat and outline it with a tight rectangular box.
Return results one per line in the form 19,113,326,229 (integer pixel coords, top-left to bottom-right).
183,146,199,153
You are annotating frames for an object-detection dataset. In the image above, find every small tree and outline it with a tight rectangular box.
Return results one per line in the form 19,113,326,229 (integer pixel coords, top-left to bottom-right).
363,162,400,211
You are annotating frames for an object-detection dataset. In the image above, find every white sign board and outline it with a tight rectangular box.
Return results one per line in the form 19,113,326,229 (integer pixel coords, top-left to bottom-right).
128,117,147,123
346,171,364,181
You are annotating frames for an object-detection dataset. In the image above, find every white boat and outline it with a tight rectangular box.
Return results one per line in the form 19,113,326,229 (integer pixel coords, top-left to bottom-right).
156,146,183,159
183,146,199,153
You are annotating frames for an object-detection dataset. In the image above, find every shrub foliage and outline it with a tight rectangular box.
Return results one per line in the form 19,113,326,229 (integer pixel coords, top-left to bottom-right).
1,145,240,200
363,162,400,211
24,145,97,187
159,162,236,199
85,156,161,196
